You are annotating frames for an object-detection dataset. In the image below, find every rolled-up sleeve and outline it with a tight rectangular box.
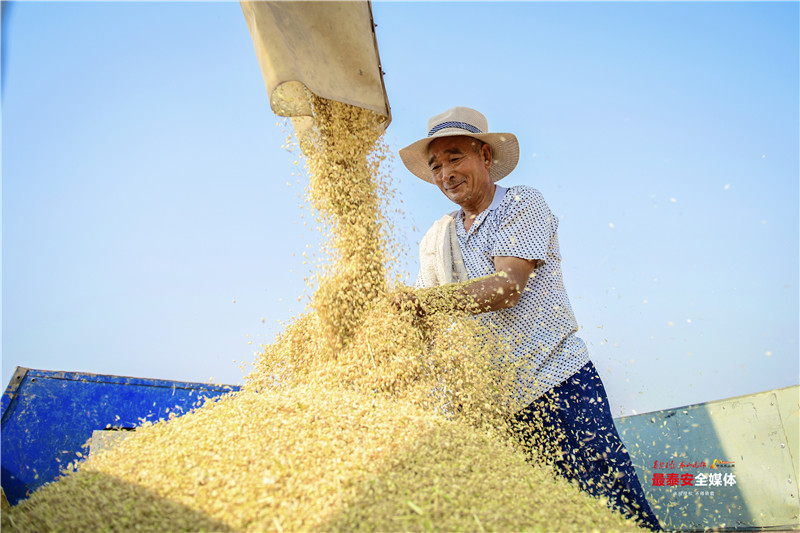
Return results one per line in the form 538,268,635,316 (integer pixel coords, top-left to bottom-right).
491,188,556,262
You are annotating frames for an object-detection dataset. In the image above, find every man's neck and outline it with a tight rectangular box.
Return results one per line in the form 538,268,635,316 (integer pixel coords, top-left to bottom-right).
461,183,496,231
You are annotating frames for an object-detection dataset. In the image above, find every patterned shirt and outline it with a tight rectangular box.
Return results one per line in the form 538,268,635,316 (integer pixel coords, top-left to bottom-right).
417,184,590,407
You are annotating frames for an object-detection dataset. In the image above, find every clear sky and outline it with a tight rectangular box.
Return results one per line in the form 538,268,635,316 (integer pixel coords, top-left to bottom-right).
2,1,797,416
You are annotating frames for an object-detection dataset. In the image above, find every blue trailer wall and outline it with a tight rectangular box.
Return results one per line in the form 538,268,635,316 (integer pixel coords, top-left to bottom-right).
1,367,240,505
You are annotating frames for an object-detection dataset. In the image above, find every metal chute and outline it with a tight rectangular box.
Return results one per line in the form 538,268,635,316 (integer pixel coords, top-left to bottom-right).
240,1,391,144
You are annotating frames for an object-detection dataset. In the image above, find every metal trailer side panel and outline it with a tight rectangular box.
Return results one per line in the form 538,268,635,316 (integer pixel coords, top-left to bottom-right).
614,384,800,531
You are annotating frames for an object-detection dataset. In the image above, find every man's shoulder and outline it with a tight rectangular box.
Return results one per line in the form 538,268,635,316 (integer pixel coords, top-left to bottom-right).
498,184,547,208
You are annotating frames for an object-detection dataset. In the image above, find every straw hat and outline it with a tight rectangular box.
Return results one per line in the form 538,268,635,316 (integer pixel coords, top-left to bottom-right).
399,107,519,183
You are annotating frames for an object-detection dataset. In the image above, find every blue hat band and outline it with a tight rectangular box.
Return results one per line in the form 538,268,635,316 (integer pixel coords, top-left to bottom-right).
428,121,482,137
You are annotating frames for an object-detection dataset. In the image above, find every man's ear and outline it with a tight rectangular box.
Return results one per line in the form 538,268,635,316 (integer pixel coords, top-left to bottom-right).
481,143,493,169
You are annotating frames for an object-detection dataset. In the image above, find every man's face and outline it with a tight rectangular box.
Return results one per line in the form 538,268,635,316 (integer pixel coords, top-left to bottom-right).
427,136,493,208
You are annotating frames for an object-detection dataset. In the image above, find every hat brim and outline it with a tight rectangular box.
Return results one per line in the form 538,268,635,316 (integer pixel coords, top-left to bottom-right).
399,130,519,184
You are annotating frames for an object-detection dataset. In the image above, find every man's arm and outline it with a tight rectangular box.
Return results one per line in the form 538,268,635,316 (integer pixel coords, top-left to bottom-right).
446,255,540,313
397,256,540,317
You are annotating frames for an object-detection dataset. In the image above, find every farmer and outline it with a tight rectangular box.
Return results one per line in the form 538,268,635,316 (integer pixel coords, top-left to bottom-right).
396,106,662,531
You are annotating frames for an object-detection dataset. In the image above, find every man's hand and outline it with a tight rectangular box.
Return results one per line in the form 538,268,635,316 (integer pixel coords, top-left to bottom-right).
390,288,426,319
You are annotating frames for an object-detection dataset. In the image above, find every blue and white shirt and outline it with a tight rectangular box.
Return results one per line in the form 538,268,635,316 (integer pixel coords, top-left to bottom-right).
418,184,590,407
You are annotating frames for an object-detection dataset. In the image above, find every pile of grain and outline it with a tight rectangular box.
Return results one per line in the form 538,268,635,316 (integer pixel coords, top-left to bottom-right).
4,97,639,532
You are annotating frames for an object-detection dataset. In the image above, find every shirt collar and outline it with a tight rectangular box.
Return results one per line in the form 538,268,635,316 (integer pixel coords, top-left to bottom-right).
458,185,507,218
488,185,508,211
456,185,508,237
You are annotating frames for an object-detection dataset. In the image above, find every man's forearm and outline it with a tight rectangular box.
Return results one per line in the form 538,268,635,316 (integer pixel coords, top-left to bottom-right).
394,256,537,318
420,271,523,315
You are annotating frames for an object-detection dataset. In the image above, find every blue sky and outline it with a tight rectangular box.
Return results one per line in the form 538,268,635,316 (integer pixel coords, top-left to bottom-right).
2,1,797,416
